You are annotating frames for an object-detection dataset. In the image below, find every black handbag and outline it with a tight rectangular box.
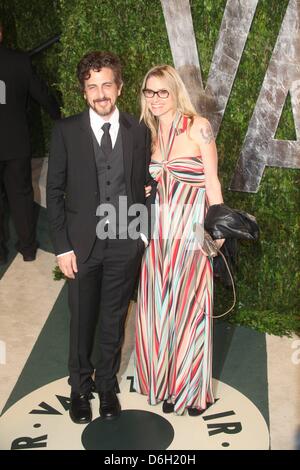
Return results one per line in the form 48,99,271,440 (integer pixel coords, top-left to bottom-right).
204,203,259,241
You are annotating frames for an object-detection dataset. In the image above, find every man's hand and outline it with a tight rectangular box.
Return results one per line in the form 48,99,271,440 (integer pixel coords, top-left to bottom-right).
57,252,78,279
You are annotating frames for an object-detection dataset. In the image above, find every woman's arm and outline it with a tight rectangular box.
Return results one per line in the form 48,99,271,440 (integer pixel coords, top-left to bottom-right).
191,116,223,206
191,116,225,248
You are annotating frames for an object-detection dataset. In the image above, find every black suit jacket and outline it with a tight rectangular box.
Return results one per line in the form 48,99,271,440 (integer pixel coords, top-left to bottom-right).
47,110,154,262
0,45,60,160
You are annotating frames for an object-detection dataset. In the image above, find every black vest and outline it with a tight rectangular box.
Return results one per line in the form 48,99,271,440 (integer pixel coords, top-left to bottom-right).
92,129,128,237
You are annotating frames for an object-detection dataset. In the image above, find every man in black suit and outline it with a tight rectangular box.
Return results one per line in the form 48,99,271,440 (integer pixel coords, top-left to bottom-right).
47,51,153,423
0,20,60,264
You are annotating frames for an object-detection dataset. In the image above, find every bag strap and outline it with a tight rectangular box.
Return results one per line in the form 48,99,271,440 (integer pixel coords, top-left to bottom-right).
211,247,236,319
193,223,236,319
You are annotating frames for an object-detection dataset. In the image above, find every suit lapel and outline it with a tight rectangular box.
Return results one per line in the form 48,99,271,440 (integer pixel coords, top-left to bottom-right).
79,110,98,188
119,112,133,198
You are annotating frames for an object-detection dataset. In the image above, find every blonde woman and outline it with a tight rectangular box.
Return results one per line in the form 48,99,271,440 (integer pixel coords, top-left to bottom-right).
134,65,224,416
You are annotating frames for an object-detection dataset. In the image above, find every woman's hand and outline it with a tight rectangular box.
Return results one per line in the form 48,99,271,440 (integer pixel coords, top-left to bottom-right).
145,185,151,198
215,238,225,250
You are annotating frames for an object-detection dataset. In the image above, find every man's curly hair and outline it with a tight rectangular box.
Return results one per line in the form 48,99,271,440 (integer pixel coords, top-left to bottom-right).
77,51,123,90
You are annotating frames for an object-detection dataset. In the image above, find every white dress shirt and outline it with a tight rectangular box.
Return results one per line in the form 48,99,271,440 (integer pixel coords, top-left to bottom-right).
89,106,120,147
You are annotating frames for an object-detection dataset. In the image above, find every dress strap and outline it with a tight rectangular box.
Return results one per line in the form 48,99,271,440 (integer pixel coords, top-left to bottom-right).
181,115,188,133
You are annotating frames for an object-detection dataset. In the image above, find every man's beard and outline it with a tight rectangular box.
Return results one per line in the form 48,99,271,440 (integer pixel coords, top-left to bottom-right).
91,98,115,117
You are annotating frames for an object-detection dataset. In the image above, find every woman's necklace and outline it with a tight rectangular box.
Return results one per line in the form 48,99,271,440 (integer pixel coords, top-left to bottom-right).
158,111,182,161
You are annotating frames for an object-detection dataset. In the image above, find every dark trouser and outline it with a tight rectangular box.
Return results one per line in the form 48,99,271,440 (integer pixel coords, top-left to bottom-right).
0,158,37,255
67,237,144,396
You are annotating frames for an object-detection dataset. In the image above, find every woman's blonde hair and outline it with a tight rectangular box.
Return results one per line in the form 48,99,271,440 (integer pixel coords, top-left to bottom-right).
140,64,198,144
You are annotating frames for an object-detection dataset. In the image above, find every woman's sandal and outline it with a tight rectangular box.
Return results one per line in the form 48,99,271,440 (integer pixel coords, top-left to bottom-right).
162,400,174,413
187,402,214,417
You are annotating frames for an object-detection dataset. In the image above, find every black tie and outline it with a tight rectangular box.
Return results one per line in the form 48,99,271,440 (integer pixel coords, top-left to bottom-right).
101,122,112,156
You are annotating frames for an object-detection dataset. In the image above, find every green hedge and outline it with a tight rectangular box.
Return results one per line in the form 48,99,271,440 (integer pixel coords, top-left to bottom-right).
1,0,299,335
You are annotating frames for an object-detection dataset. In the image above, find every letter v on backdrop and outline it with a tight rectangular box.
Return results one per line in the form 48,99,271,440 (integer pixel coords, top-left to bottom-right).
161,0,300,193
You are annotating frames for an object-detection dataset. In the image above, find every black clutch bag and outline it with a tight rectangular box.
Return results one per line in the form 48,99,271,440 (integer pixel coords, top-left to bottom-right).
204,203,259,241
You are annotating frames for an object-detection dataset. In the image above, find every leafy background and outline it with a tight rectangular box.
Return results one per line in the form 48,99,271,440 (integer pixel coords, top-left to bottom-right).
0,0,299,335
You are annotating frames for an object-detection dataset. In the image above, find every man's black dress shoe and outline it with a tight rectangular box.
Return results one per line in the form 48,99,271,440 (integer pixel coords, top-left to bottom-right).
99,390,121,420
23,252,37,262
69,394,92,424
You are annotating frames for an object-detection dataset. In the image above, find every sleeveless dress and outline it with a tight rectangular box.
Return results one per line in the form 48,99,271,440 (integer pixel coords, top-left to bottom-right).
133,124,214,415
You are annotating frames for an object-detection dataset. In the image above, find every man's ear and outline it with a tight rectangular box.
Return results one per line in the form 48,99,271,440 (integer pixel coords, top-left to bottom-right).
118,82,123,96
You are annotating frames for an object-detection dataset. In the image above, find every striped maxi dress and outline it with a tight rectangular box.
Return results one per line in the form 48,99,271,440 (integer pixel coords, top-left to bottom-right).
134,156,214,415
